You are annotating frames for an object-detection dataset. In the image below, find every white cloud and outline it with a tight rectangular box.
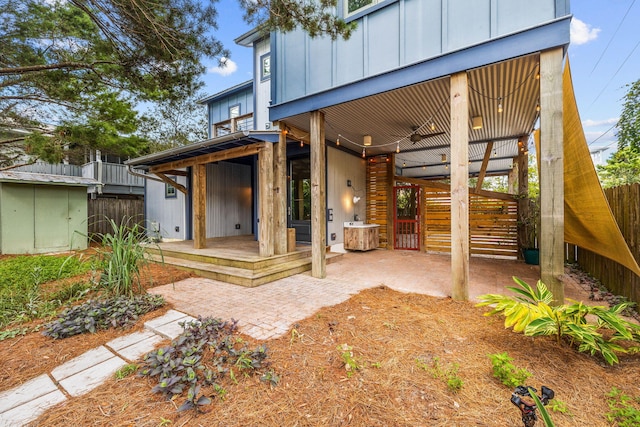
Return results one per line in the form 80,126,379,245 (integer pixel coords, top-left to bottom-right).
583,118,618,127
571,18,600,45
208,57,238,77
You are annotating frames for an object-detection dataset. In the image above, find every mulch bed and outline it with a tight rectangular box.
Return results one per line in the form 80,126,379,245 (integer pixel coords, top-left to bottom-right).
1,256,639,426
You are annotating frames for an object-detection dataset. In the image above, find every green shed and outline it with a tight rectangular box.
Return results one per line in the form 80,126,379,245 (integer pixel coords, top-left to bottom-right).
0,171,99,254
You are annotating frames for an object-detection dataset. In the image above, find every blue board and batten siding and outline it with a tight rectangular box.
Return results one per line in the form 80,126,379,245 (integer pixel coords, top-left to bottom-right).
271,0,570,120
206,85,254,137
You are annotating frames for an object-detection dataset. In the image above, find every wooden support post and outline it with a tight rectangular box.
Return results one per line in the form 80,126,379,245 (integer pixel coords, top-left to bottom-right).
310,110,326,278
274,131,288,254
258,142,274,257
517,144,529,259
507,157,518,195
450,71,470,301
386,154,395,250
193,164,207,249
540,47,565,304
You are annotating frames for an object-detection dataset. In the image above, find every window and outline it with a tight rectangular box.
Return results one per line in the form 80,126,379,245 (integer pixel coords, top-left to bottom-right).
165,176,177,199
344,0,387,17
229,104,240,119
260,53,271,81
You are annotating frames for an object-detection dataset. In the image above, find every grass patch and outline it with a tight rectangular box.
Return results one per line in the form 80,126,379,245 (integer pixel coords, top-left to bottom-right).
0,255,92,328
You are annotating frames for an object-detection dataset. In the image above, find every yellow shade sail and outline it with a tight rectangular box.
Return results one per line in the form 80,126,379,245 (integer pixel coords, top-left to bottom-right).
539,59,640,277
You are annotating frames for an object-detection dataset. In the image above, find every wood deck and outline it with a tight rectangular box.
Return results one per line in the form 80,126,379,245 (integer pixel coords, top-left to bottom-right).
147,235,342,287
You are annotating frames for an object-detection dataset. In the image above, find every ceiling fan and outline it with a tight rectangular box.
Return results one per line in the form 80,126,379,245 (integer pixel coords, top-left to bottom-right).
404,126,445,144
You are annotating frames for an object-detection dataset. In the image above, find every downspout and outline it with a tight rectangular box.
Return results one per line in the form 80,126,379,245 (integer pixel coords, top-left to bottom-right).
126,165,165,183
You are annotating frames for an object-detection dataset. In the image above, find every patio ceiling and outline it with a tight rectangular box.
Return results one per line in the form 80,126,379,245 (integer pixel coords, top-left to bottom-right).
280,53,541,180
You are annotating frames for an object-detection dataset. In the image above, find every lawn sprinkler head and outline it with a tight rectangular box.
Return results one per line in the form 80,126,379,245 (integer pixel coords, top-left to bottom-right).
511,385,554,427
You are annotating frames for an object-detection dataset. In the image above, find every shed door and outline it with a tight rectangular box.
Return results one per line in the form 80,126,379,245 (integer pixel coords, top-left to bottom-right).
35,186,69,249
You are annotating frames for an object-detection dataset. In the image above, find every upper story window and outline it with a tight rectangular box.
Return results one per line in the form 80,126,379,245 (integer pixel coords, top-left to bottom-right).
260,53,271,81
346,0,379,16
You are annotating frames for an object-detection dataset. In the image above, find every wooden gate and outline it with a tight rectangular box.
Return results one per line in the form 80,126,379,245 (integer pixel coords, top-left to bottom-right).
394,185,420,250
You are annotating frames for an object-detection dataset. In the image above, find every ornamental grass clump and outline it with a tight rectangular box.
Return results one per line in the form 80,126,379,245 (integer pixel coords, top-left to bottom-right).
93,216,159,297
477,277,640,365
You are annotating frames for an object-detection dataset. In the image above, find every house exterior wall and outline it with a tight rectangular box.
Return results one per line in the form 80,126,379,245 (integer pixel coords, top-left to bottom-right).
326,147,366,247
272,0,567,108
0,183,88,254
205,162,252,237
145,176,187,240
254,37,272,131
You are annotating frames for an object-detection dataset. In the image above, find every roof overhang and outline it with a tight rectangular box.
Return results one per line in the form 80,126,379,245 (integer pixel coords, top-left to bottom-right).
126,131,285,171
0,171,99,187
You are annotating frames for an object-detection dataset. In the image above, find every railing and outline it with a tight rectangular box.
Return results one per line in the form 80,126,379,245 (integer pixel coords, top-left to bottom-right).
82,162,145,187
212,113,254,137
14,162,82,176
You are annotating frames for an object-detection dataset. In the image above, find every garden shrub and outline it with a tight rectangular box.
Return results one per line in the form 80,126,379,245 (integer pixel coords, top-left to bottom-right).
42,294,164,339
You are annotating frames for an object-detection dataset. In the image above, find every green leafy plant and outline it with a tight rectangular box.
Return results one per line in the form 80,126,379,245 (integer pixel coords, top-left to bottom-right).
0,327,29,341
139,316,274,412
42,294,164,339
416,356,463,393
606,387,640,427
92,216,161,297
337,343,360,377
477,277,640,365
115,363,139,379
529,387,556,427
488,352,531,388
0,254,91,327
548,398,572,416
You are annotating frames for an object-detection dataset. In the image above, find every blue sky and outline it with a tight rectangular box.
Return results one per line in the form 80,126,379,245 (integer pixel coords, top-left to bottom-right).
201,1,640,156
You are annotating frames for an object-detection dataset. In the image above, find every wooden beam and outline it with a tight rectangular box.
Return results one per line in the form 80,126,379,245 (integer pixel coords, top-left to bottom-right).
283,124,310,143
507,156,518,195
150,142,266,174
192,164,207,249
161,169,189,177
540,47,565,304
274,130,288,254
154,172,187,195
258,143,274,257
450,71,470,301
475,141,494,191
394,175,517,201
310,110,326,278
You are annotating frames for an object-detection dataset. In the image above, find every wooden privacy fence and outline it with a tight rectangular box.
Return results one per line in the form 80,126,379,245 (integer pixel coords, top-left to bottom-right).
566,183,640,306
87,198,144,236
422,186,518,257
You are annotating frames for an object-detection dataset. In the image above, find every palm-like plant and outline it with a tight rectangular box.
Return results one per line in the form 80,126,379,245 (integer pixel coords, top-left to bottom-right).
477,277,640,365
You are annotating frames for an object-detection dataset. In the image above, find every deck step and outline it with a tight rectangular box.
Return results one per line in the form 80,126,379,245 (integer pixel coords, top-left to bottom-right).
146,246,311,270
150,253,343,287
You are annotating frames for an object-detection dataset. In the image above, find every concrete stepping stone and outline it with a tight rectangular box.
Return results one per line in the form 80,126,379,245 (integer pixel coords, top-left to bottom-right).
51,346,126,397
0,374,66,427
144,309,195,340
107,330,164,361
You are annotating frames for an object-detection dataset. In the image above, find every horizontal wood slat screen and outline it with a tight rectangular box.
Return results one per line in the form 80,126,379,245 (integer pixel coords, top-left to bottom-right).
366,156,391,248
422,186,518,257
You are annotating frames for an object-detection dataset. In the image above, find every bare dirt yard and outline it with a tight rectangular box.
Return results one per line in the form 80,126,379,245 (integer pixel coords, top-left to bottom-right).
2,260,639,427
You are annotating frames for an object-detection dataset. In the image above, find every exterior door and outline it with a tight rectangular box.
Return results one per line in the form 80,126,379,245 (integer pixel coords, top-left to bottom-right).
394,185,420,250
289,157,311,242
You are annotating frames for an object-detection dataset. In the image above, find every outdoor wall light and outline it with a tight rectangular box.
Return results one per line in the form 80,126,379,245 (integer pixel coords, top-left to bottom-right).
441,153,447,162
472,116,483,129
363,135,372,146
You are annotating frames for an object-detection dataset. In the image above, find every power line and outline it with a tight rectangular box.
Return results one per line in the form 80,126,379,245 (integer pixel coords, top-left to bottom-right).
589,0,637,76
586,36,640,111
588,122,617,146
